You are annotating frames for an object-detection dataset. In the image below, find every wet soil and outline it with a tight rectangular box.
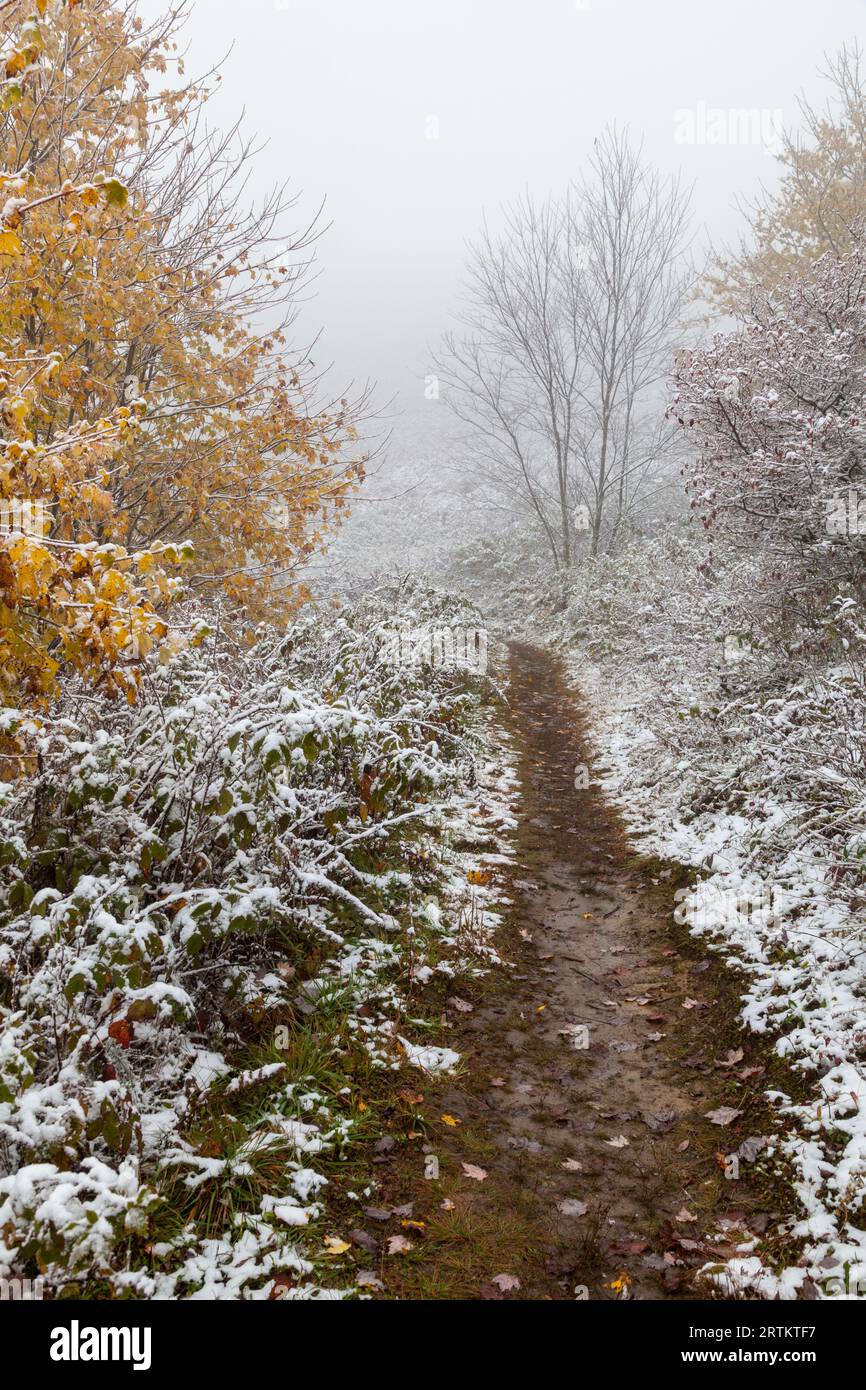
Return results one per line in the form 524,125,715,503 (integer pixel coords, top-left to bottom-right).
369,642,798,1300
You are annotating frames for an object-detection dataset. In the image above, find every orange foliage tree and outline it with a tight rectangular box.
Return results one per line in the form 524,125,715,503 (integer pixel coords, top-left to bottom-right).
1,0,367,704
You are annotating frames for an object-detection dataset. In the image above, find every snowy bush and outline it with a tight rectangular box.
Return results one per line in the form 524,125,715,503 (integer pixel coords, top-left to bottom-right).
0,584,506,1296
672,240,866,630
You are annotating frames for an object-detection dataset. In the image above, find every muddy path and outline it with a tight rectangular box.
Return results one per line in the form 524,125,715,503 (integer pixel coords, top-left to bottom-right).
375,642,792,1300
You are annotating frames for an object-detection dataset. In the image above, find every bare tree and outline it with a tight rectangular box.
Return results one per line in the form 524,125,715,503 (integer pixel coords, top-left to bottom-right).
573,130,693,555
434,129,692,565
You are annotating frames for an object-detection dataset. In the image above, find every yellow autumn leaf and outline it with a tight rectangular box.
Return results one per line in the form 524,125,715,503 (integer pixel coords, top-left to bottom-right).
606,1272,631,1293
467,868,492,886
0,229,22,256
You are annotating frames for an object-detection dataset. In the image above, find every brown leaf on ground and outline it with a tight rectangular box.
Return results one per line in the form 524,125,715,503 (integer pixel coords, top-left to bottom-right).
714,1048,745,1068
349,1229,379,1253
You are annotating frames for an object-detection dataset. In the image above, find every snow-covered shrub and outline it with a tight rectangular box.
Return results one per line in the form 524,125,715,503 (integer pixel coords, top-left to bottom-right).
672,240,866,630
0,584,501,1295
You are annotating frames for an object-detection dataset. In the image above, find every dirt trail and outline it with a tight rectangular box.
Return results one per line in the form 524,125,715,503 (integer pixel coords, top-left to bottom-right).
380,642,786,1300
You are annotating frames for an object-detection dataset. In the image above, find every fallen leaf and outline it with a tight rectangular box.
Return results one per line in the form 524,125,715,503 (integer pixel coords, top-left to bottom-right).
447,996,474,1014
323,1236,350,1255
349,1229,378,1253
490,1076,506,1087
467,868,492,886
606,1272,631,1294
737,1135,771,1162
676,1139,690,1153
557,1198,588,1216
386,1235,413,1255
440,1198,455,1211
644,1107,677,1132
706,1106,742,1127
461,1162,488,1181
362,1206,392,1222
441,1113,462,1127
682,997,700,1010
356,1271,384,1290
676,1208,697,1223
491,1273,521,1292
605,1135,630,1149
561,1158,583,1171
715,1048,745,1068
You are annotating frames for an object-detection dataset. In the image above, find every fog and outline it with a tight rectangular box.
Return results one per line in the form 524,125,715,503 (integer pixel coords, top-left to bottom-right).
141,0,865,410
130,0,866,586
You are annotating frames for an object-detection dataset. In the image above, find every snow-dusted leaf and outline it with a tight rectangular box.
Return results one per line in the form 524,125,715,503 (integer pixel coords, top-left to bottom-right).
557,1198,588,1217
705,1107,742,1127
447,996,474,1013
386,1235,413,1255
461,1162,488,1181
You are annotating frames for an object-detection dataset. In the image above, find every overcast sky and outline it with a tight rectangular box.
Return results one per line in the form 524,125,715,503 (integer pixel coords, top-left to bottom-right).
141,0,866,416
